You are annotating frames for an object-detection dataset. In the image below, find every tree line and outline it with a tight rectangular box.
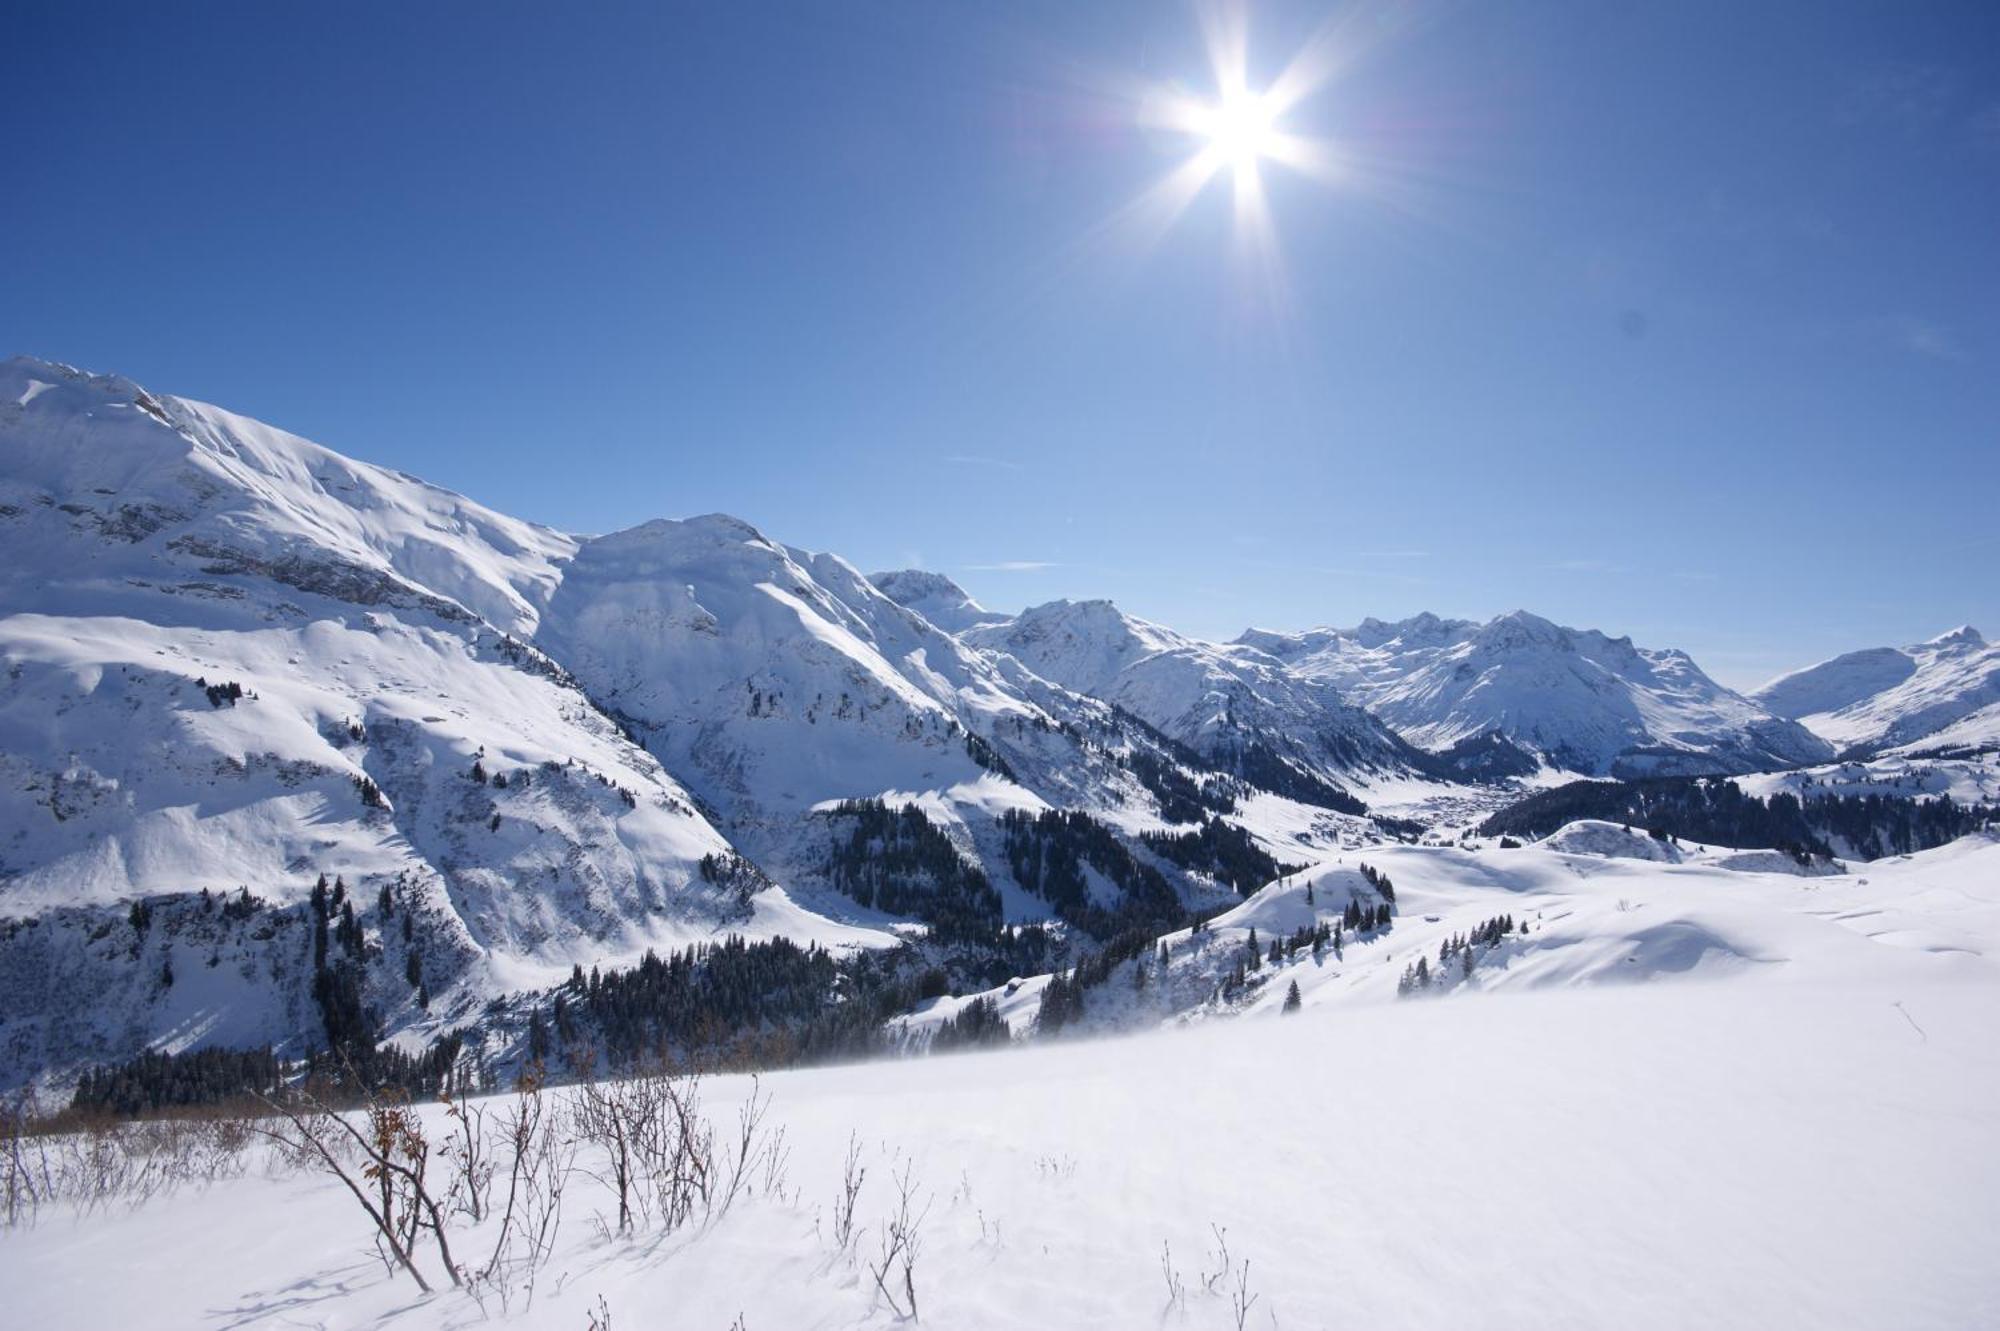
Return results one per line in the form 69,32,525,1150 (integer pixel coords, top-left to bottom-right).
1479,776,1997,861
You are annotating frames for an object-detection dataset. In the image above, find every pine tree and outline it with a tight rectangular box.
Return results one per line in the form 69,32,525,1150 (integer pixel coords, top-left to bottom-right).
1282,979,1302,1013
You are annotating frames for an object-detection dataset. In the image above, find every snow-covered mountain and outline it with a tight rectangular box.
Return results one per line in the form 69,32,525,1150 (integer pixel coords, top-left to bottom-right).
867,569,1008,633
7,366,1995,1331
0,358,853,1084
1241,610,1833,777
537,519,1266,924
8,354,1981,1096
957,598,1431,801
0,358,1329,1086
1754,627,2000,757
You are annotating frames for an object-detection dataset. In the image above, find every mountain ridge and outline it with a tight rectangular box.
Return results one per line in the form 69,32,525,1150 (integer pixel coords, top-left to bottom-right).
1753,626,1999,757
1239,609,1834,777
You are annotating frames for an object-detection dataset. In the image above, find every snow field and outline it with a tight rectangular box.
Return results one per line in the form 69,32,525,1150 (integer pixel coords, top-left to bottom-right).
9,833,1996,1329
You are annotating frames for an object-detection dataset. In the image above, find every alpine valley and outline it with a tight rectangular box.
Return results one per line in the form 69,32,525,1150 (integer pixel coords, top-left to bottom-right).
2,356,1995,1099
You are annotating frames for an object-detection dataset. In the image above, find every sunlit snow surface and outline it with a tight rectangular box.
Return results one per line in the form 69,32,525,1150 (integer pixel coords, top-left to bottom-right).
7,833,1997,1330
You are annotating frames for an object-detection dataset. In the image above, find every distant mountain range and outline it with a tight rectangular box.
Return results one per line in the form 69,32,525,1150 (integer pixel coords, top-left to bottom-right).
1236,610,1835,777
879,586,1839,780
1,354,1989,1087
1753,627,1999,758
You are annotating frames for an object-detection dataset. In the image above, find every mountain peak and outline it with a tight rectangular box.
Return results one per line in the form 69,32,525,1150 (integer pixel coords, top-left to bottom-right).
1343,612,1471,648
871,568,973,603
682,512,773,544
1473,609,1569,652
3,355,180,433
1926,625,1985,650
868,568,1006,633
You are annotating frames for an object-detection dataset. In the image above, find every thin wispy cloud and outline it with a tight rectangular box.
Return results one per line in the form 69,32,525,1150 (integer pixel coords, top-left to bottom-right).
1547,558,1624,574
944,454,1025,471
964,560,1059,573
1890,316,1966,363
1352,549,1430,560
1805,313,1970,364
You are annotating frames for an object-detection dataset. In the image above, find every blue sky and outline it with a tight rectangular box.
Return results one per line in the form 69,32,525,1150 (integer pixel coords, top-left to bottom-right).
4,1,1995,687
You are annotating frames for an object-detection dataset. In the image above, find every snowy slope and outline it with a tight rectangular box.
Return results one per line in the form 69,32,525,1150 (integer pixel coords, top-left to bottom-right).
1246,610,1832,776
961,599,1427,795
1736,753,2000,808
1754,626,2000,756
0,358,855,1085
1196,829,1993,1014
920,823,1993,1049
7,833,1996,1330
869,568,1008,633
0,358,575,636
536,521,1288,923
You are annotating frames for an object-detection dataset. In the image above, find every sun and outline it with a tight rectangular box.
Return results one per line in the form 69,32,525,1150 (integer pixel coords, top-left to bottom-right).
1192,88,1280,172
1111,0,1367,281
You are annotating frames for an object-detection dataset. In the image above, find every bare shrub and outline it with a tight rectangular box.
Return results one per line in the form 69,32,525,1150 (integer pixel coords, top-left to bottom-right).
1201,1224,1233,1294
759,1119,792,1205
255,1085,463,1293
439,1086,492,1223
716,1076,776,1218
570,1060,779,1242
2,1095,254,1229
868,1158,930,1322
471,1067,574,1312
640,1069,715,1233
572,1071,646,1236
1160,1240,1187,1314
830,1131,866,1253
2,1092,52,1228
1228,1257,1259,1331
1196,1224,1260,1330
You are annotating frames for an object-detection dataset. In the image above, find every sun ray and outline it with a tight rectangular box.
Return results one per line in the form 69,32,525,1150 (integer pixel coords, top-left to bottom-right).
1121,0,1351,294
1060,0,1436,326
1101,146,1229,257
1262,129,1342,183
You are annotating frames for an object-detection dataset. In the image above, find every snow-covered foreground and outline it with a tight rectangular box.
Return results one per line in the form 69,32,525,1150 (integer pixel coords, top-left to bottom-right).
8,844,1999,1329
